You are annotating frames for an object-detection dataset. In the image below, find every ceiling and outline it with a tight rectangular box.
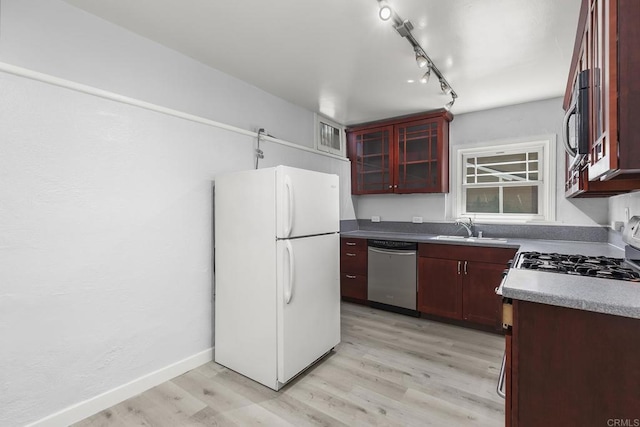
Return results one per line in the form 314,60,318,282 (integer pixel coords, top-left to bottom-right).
63,0,581,126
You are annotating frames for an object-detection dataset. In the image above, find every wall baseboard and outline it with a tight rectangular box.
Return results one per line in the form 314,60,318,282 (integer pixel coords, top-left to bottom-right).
27,348,213,427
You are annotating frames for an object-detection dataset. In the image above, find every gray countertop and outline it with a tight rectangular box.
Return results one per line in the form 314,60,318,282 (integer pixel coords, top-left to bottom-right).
341,230,640,319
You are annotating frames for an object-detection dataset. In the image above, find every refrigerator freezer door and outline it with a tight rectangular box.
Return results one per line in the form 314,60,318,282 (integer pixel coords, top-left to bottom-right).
276,166,339,239
276,233,340,386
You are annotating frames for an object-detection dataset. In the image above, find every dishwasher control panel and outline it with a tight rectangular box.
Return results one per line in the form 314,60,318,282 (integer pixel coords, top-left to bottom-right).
368,239,417,251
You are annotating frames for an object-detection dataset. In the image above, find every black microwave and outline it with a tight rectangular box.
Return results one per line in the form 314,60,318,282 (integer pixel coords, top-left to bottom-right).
563,69,590,158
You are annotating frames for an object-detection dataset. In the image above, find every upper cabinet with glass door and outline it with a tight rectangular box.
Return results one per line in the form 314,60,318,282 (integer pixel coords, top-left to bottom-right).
562,0,640,196
586,0,640,181
347,111,452,195
348,125,394,194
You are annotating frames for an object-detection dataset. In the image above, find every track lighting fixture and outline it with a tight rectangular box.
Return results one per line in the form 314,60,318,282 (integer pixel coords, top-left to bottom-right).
420,67,431,84
444,95,456,111
415,49,428,68
440,79,452,95
394,19,414,38
378,2,392,21
376,0,458,111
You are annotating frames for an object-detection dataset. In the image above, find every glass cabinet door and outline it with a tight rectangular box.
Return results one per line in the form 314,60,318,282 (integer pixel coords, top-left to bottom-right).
349,126,394,194
346,111,451,195
395,119,441,192
589,0,606,166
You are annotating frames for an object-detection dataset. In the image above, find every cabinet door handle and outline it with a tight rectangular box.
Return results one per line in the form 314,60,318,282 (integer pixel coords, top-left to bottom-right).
464,261,468,275
346,274,357,279
345,242,356,246
346,253,356,257
388,185,393,189
394,184,398,188
457,261,461,275
497,351,506,399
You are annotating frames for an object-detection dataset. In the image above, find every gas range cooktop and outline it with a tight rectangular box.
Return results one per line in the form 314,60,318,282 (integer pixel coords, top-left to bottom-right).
515,251,640,282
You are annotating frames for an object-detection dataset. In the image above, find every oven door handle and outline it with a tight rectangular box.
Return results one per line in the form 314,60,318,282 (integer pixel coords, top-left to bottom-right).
497,351,506,398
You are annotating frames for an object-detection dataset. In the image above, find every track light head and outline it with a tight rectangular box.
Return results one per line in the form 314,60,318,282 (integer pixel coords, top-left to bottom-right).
444,93,457,111
379,2,392,21
444,98,455,111
420,67,431,84
440,79,452,95
414,47,428,68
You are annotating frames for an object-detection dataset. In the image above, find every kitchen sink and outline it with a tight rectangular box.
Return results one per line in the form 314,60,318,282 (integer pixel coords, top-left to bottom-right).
433,235,508,244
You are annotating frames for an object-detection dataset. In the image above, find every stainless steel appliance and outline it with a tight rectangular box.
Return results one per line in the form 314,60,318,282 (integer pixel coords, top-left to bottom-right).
512,251,640,281
624,215,640,268
496,218,640,398
563,69,591,175
367,240,417,313
563,69,590,158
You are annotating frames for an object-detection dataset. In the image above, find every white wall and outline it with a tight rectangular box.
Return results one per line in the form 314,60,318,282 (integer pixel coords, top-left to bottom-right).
0,0,314,147
356,97,610,226
609,192,640,228
0,1,352,426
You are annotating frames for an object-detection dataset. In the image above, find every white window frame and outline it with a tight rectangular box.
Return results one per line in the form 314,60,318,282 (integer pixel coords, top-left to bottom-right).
453,136,556,223
314,114,346,157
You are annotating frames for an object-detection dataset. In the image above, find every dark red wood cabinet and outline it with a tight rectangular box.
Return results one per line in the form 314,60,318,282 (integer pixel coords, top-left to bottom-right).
418,257,461,319
340,237,368,303
347,110,452,195
564,0,640,198
565,158,640,197
418,244,516,329
505,300,640,426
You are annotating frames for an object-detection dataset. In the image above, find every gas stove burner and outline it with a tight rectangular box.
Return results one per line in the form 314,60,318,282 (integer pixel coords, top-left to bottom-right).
525,252,562,261
582,257,618,266
538,264,566,272
575,264,596,275
516,251,640,282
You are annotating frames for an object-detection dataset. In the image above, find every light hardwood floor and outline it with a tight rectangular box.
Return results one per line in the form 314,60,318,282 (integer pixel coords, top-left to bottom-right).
74,302,506,426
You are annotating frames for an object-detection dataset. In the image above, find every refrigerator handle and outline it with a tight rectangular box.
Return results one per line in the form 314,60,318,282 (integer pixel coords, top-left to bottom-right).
284,175,293,237
284,240,294,304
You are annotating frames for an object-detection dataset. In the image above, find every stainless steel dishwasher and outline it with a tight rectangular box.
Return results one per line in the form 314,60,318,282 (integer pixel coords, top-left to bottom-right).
367,240,418,313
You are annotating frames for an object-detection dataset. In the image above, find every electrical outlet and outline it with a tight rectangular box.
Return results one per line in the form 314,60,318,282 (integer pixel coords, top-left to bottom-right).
612,221,624,231
371,215,381,223
412,216,423,224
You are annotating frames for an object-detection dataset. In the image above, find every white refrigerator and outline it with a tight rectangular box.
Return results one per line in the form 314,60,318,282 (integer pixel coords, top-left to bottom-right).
214,165,341,391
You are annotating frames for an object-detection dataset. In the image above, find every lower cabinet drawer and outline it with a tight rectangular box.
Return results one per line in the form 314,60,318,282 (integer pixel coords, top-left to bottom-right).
341,238,367,252
340,272,367,300
340,250,367,274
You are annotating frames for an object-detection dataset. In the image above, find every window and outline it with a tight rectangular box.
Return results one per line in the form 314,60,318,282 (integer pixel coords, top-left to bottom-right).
454,137,555,222
315,115,345,157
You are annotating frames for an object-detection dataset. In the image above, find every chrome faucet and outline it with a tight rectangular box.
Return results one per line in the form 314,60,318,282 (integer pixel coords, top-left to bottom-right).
455,217,474,237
